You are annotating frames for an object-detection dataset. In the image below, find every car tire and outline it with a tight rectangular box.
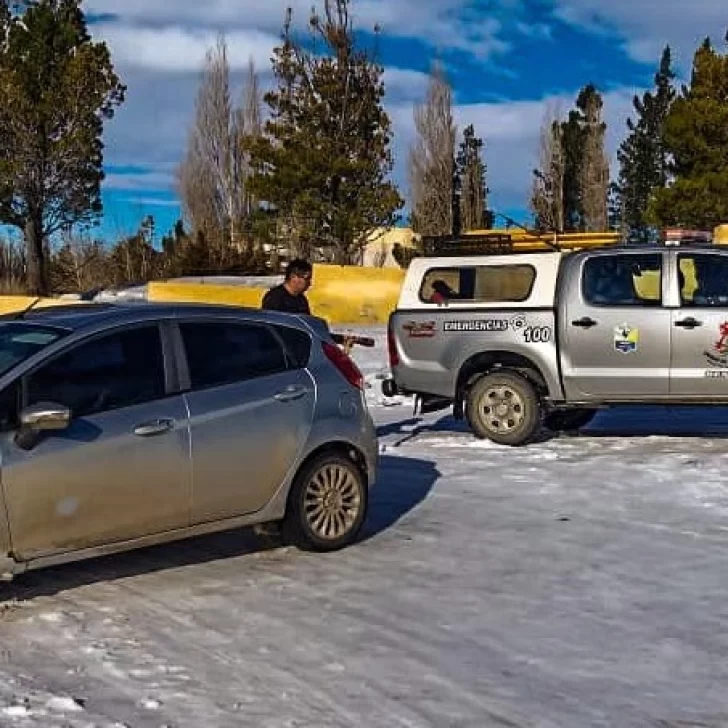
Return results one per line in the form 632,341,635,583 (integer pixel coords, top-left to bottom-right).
282,452,368,552
544,408,597,432
466,371,542,446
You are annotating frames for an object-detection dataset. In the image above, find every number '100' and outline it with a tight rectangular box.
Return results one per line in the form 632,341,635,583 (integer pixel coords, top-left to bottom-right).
523,326,551,343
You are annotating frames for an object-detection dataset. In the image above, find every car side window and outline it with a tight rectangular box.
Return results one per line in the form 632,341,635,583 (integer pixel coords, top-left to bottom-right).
679,254,728,306
25,326,166,419
582,254,662,307
272,324,312,368
180,322,288,390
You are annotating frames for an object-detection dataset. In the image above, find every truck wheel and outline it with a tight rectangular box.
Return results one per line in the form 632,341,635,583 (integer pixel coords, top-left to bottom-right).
282,452,368,552
466,371,542,446
544,408,597,433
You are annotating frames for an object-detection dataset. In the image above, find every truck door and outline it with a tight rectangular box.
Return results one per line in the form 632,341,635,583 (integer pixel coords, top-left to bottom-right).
561,251,671,400
669,251,728,398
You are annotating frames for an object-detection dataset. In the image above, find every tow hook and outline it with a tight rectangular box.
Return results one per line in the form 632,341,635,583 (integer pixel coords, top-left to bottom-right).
382,379,399,397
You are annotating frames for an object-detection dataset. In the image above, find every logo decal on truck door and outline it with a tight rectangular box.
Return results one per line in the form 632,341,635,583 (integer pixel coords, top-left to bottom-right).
614,323,639,354
704,321,728,368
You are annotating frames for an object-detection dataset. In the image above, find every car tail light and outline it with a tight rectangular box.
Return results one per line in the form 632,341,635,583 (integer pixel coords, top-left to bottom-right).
322,341,364,390
387,322,399,367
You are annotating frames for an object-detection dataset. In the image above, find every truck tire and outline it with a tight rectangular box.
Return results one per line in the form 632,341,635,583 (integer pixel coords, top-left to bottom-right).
466,371,542,446
544,408,597,433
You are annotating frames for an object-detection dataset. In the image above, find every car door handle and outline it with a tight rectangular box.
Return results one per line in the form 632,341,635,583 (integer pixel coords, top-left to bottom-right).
572,317,598,328
274,386,308,402
133,419,175,437
675,317,702,329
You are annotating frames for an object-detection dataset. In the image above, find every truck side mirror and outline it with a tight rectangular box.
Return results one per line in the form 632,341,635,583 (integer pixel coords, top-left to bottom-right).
15,402,71,450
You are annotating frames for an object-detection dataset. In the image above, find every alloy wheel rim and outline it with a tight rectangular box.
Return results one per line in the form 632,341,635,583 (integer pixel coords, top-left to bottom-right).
303,464,361,540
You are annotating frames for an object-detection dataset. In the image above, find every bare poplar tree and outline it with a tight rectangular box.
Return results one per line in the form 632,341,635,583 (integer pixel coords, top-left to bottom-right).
236,58,262,221
579,90,610,232
177,36,262,264
530,103,565,233
408,61,456,236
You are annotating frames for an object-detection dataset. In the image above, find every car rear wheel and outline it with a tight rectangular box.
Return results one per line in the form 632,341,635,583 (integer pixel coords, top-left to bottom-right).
466,371,542,446
544,408,597,432
283,452,368,552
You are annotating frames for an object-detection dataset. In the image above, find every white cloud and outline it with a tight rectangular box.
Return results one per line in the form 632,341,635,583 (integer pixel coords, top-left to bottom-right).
95,23,279,72
86,0,514,64
118,197,182,208
552,0,726,67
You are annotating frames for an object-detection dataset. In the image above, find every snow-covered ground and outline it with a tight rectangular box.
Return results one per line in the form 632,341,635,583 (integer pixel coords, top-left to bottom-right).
3,326,728,727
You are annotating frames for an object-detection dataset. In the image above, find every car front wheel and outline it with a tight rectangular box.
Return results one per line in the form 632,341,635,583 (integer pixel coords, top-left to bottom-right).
283,452,368,552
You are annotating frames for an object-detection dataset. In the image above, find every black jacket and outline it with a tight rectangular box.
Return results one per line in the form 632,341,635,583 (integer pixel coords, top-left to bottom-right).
261,284,311,315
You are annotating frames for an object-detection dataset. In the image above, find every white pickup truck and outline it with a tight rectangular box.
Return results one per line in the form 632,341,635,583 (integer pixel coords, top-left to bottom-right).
383,239,728,445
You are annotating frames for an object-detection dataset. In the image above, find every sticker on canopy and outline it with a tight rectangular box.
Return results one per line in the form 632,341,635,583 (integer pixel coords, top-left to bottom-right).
704,321,728,368
614,323,639,354
403,320,436,338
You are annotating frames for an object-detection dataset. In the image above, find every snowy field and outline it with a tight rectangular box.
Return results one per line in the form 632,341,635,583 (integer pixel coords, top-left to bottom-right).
2,326,728,727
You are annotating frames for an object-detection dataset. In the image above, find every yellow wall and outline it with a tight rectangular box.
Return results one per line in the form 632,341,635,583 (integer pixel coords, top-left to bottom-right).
149,263,406,325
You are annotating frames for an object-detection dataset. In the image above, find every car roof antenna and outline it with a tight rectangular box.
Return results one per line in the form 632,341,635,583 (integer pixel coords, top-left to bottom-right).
13,297,42,320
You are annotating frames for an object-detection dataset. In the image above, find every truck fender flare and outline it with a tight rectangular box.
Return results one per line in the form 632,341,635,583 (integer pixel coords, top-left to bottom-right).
454,351,549,417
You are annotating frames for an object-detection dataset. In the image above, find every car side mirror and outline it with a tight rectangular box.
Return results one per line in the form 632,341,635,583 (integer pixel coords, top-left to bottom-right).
15,402,71,450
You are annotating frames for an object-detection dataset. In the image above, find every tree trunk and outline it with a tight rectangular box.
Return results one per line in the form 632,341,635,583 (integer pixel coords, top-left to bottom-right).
24,214,48,296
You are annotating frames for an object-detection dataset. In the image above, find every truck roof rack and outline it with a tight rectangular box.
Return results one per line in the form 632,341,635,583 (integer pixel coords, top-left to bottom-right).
419,228,728,258
421,234,518,256
420,231,626,257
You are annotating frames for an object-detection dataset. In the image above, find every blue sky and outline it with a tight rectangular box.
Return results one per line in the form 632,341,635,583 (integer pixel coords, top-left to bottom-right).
79,0,727,244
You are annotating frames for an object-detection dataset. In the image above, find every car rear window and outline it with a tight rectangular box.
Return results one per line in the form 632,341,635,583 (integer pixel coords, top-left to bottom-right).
419,265,536,304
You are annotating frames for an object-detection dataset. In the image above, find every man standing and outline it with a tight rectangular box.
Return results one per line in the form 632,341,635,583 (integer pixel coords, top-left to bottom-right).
261,259,313,315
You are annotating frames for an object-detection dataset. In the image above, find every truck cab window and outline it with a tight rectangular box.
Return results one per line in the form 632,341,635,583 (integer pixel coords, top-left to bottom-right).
679,254,728,306
582,254,662,306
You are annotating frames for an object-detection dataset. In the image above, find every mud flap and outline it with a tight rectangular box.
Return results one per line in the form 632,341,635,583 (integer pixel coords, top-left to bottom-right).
413,394,453,417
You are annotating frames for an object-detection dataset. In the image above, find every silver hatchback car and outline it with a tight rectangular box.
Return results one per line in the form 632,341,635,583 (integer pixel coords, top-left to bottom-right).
0,302,378,581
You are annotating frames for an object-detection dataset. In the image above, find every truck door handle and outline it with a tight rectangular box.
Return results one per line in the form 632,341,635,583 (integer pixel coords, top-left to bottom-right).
675,317,702,329
274,386,308,402
572,317,598,328
133,419,174,437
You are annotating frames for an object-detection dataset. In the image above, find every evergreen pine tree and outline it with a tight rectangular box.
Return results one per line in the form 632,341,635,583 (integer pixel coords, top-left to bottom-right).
249,0,403,263
557,84,609,231
0,0,126,294
649,36,728,228
455,125,491,231
615,46,676,239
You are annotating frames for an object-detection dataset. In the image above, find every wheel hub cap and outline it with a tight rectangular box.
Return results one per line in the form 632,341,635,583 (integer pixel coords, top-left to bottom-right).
303,464,361,540
480,385,526,434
